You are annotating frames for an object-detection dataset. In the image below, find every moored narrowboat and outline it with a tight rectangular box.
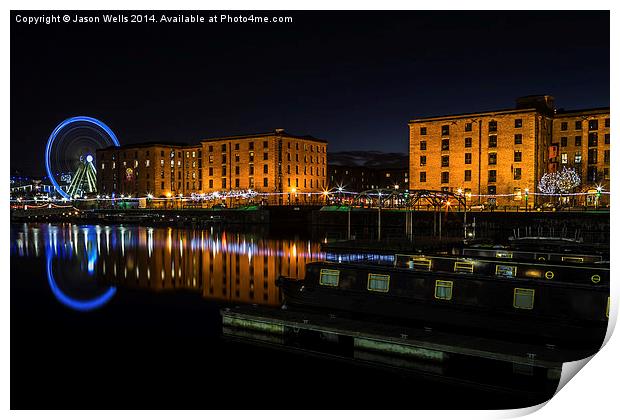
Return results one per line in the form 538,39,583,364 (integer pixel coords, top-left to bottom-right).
276,252,609,349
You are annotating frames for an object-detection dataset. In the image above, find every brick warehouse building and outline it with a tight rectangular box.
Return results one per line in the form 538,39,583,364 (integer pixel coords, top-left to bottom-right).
408,96,610,207
96,129,328,205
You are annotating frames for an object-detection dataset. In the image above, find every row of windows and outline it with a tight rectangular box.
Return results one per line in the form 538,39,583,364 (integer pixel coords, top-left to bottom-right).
559,118,610,131
205,141,326,153
559,133,610,147
418,117,609,138
419,119,526,137
318,269,536,310
418,169,521,183
204,152,326,165
420,151,522,167
420,135,511,151
105,162,326,178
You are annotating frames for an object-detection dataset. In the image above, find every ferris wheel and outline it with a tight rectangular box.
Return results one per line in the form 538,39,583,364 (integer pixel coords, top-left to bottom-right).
45,116,120,199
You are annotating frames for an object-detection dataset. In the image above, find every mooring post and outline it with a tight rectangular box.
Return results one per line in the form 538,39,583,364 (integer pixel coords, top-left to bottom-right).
347,205,351,240
378,205,382,242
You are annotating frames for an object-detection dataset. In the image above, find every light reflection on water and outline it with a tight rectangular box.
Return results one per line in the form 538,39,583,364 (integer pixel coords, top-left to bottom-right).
11,223,328,310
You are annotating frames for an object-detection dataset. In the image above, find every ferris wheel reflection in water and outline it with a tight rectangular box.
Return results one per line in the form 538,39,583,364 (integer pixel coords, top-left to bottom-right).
16,224,333,312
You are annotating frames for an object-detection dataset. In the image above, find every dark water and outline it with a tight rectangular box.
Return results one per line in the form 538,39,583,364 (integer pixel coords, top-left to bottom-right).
11,223,555,409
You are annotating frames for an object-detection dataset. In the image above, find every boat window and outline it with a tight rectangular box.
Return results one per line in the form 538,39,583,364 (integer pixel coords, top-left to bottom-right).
410,257,431,271
513,288,535,310
454,261,474,273
495,251,513,259
562,256,584,263
395,254,431,270
367,273,390,292
545,271,554,279
523,269,542,279
496,265,517,278
319,269,340,287
435,280,453,300
591,274,601,284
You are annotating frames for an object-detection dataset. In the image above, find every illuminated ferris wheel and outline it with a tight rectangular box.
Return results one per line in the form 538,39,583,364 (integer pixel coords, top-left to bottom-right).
45,116,120,199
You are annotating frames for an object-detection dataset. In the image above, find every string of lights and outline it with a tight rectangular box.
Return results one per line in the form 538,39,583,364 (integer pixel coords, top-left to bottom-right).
10,187,610,204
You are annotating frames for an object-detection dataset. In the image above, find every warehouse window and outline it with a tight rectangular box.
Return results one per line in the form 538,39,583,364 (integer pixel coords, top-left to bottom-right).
575,136,582,146
561,122,568,131
589,120,598,131
319,269,340,287
441,172,449,184
420,156,426,166
514,168,522,180
441,139,450,151
465,153,472,164
514,134,522,145
514,151,522,162
513,288,535,310
575,121,582,130
488,170,497,182
488,121,497,132
420,127,427,135
465,137,472,148
441,156,449,167
488,135,497,148
588,149,598,164
464,170,471,182
420,141,427,151
561,137,567,147
419,172,427,182
367,273,390,292
514,119,522,128
465,122,472,132
488,153,497,165
435,280,453,300
441,125,449,136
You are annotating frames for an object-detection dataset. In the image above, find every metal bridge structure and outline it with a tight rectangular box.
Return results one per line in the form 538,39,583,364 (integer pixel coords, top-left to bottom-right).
351,189,467,210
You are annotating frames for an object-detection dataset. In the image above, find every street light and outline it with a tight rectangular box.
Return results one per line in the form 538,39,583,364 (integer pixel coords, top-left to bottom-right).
524,188,529,211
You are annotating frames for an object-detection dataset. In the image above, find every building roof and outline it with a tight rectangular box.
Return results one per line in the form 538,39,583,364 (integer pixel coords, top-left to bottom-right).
200,129,328,144
410,104,609,124
409,107,540,123
97,141,191,151
554,107,610,117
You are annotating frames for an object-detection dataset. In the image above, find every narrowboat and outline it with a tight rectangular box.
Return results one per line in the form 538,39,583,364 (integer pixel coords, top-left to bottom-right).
276,251,610,348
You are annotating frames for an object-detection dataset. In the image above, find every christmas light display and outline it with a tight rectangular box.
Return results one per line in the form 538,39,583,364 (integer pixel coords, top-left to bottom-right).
538,167,581,195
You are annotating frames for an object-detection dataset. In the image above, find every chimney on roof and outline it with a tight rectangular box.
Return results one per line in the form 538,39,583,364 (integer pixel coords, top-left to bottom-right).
515,95,555,116
275,128,285,134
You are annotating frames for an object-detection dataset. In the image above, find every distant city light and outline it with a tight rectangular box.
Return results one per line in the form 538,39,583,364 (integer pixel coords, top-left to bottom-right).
86,154,94,163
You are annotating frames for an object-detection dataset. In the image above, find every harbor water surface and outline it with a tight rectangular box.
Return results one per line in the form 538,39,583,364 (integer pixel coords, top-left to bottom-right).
11,223,558,409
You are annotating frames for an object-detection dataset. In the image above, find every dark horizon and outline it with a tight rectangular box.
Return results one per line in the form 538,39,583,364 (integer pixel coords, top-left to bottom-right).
11,10,610,176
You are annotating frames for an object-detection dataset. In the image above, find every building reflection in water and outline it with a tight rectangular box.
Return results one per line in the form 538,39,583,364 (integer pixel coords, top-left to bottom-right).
98,226,327,306
11,223,327,308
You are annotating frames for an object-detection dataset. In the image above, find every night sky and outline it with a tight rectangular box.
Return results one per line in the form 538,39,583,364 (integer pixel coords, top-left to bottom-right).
11,10,609,176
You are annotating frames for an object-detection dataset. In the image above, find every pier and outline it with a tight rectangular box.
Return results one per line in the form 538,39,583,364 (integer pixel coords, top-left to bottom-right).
220,305,597,400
